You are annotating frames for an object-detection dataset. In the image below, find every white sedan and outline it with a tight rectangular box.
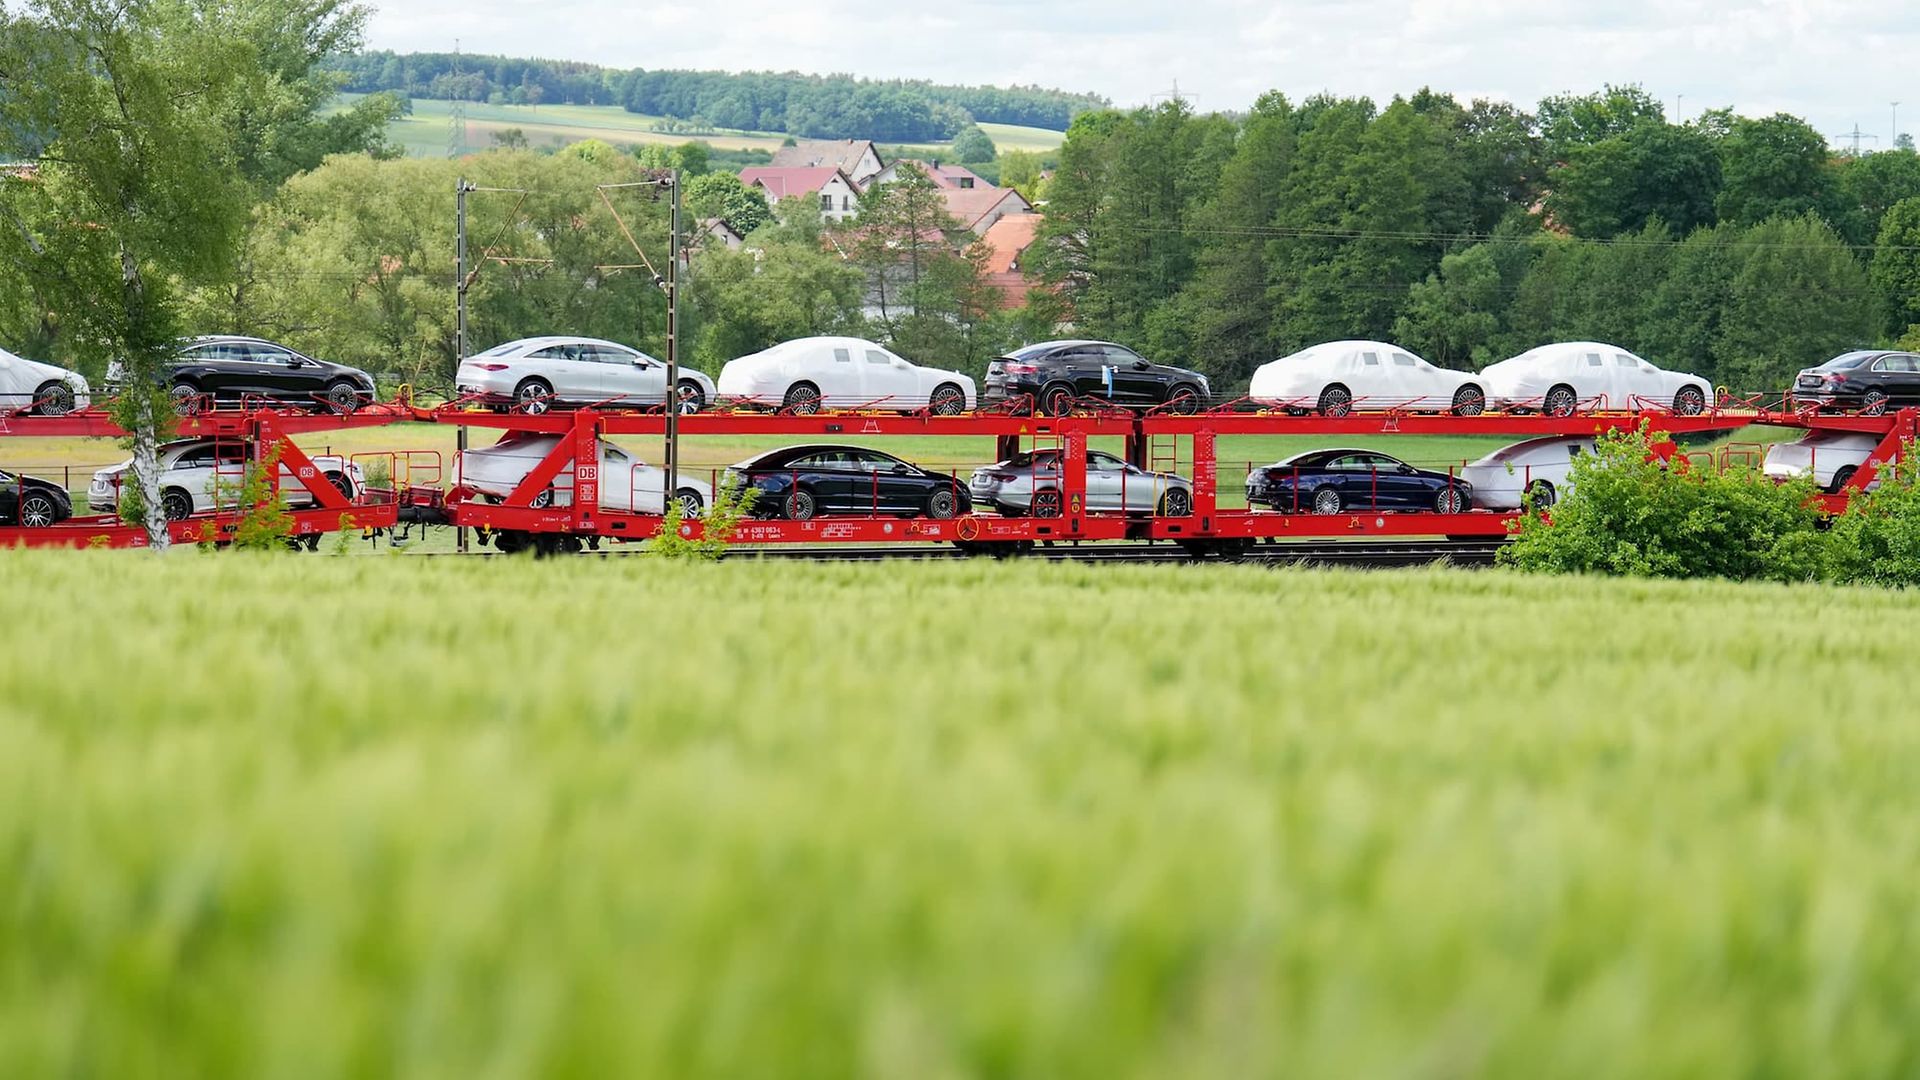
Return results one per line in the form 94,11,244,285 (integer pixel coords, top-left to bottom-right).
1456,436,1597,510
1,345,91,416
1481,342,1711,417
88,439,362,520
1763,432,1888,494
455,336,719,415
717,336,977,414
455,432,713,517
1248,340,1487,416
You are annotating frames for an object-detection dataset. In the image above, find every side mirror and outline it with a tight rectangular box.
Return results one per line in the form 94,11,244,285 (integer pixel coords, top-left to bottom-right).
1132,360,1149,371
1398,464,1416,475
632,358,649,367
892,463,912,474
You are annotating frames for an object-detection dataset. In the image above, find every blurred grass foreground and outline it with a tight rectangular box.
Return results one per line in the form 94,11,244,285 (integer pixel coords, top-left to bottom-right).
2,552,1917,1076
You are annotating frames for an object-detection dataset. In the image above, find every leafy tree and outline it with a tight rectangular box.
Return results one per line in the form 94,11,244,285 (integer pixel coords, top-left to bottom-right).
1715,114,1838,227
1638,223,1741,384
0,0,357,548
1714,215,1880,393
675,141,711,176
950,124,997,164
492,128,530,151
683,204,863,365
685,171,771,236
838,163,964,337
1181,92,1296,382
1545,120,1721,238
1537,84,1666,160
997,148,1044,200
1835,148,1920,246
1870,197,1920,340
1393,245,1504,367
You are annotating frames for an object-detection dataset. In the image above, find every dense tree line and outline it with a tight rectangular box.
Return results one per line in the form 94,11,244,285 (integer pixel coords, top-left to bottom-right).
1034,86,1920,394
330,51,1107,140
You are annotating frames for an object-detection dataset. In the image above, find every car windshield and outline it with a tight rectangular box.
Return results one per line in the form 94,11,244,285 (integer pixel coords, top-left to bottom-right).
1815,352,1876,371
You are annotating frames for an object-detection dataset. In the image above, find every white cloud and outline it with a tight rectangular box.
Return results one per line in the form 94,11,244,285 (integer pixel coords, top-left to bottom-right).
365,0,1920,142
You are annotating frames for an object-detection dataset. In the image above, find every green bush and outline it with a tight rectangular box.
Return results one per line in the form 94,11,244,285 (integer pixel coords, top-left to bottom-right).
649,473,756,560
1822,439,1920,586
1501,425,1826,581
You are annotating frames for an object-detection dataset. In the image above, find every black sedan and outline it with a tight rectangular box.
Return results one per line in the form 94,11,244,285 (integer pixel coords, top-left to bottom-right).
0,470,72,528
985,340,1210,416
726,445,972,521
108,336,377,415
1790,350,1920,415
1245,449,1471,514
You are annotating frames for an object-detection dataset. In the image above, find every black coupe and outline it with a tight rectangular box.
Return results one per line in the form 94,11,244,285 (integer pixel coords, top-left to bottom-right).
0,470,72,528
1790,350,1920,415
984,340,1211,415
726,445,972,521
108,336,377,415
1245,449,1472,514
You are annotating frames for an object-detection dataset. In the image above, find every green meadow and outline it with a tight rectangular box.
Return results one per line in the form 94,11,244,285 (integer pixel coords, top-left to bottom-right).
2,553,1917,1075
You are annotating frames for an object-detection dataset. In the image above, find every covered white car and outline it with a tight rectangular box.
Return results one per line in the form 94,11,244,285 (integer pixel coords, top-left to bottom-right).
717,336,976,414
88,438,362,521
455,336,719,414
1481,342,1711,417
0,345,91,416
1763,431,1888,494
455,432,713,517
1248,341,1487,416
1456,436,1598,510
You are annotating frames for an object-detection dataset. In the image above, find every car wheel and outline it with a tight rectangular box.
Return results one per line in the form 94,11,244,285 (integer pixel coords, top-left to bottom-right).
323,471,354,500
161,488,194,522
1158,487,1193,517
170,382,202,417
1166,385,1201,415
1829,466,1859,494
514,378,553,415
1526,480,1556,510
1030,489,1063,518
1040,383,1076,417
1311,487,1343,515
1451,384,1487,417
1544,384,1577,418
1673,385,1706,416
926,488,958,519
528,488,554,509
783,382,822,415
928,383,966,416
675,487,705,517
18,491,60,528
676,379,706,414
1317,384,1352,418
1861,390,1889,416
1434,487,1465,514
33,381,75,417
325,380,362,414
783,487,817,520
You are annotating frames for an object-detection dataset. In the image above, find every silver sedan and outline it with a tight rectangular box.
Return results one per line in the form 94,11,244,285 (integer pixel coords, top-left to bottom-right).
970,448,1193,516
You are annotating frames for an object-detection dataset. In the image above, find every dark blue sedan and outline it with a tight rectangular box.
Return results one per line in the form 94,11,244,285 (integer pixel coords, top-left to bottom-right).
726,444,972,521
1245,449,1471,514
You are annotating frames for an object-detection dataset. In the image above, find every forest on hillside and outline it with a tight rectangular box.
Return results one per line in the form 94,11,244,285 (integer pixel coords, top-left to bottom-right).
329,51,1108,142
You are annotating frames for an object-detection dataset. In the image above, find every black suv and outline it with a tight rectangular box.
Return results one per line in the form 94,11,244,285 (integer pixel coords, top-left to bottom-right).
107,336,377,415
1791,350,1920,415
985,340,1211,415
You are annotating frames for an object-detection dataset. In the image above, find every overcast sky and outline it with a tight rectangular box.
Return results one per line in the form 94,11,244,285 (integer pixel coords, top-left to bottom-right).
368,0,1917,146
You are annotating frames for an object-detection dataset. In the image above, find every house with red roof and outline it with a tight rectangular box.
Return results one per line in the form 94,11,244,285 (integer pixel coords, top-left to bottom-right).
738,166,863,223
939,186,1034,235
977,213,1046,308
866,159,992,191
768,140,885,187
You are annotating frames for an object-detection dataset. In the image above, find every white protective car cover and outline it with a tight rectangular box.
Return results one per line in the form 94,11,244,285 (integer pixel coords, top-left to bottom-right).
1455,436,1597,510
1762,432,1886,492
0,345,92,414
456,434,713,514
1480,342,1711,412
716,336,977,411
1248,340,1482,412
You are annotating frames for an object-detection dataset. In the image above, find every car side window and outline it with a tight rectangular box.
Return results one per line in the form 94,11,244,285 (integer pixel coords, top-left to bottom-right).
1102,346,1142,365
1613,355,1636,368
528,346,568,360
254,345,294,364
1584,353,1603,367
1088,452,1121,471
1391,354,1416,368
1876,356,1916,373
174,447,214,468
1360,353,1380,367
865,350,891,366
832,348,853,364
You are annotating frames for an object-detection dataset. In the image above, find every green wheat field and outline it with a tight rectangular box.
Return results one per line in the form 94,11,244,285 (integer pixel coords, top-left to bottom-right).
3,553,1918,1076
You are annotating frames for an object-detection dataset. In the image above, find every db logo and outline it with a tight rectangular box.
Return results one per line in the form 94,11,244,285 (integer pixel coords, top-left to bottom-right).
576,465,598,481
296,466,315,479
